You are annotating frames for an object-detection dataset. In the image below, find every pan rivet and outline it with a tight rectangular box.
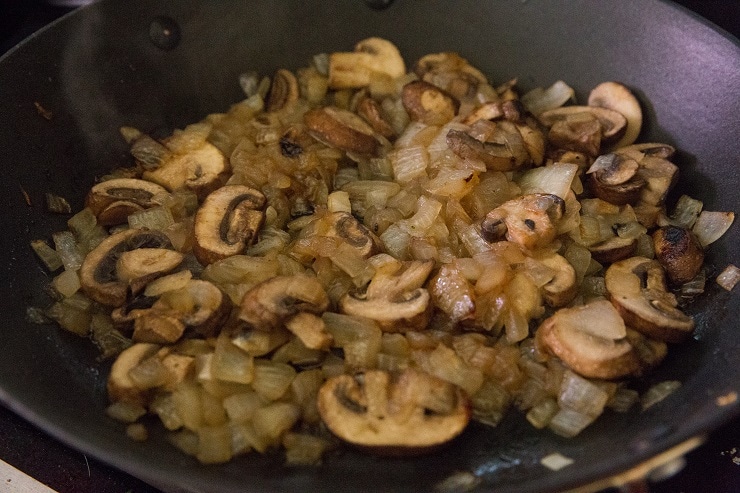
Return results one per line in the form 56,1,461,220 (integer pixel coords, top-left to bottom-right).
364,0,394,10
149,16,181,51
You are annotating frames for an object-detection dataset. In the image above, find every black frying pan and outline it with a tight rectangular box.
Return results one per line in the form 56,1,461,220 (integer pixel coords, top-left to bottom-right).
0,1,738,492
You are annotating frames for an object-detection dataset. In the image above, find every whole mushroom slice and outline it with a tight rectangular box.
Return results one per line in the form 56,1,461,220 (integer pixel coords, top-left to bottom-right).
340,260,434,332
85,178,170,226
605,257,695,343
653,226,705,285
79,229,174,307
304,106,380,156
328,37,406,89
535,299,666,379
142,140,229,200
193,185,267,265
480,193,565,250
588,81,643,150
317,369,470,454
239,275,330,331
401,80,459,126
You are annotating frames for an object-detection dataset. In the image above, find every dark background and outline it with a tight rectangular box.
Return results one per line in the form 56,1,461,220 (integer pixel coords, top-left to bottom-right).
1,1,738,493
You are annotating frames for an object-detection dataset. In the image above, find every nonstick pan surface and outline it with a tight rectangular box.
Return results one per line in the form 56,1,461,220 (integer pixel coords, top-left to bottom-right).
0,1,738,492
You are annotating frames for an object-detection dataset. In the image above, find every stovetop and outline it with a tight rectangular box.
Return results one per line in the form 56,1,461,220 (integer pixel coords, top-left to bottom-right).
1,1,738,492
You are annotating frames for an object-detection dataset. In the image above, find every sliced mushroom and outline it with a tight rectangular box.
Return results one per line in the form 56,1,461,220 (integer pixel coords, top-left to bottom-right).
413,52,488,100
446,120,531,171
107,342,161,405
653,226,705,285
401,80,459,126
305,106,380,155
588,81,642,149
85,178,169,226
605,257,695,343
589,236,638,264
538,253,578,307
480,194,565,250
265,69,299,112
239,275,330,331
193,185,267,265
535,300,667,380
142,140,229,200
132,312,187,344
300,211,379,259
587,153,646,205
340,260,434,332
356,96,396,140
79,229,174,306
328,37,406,89
539,106,627,155
115,248,185,285
317,369,470,454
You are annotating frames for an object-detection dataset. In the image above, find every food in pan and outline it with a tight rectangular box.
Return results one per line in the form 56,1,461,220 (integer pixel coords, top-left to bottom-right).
32,38,734,464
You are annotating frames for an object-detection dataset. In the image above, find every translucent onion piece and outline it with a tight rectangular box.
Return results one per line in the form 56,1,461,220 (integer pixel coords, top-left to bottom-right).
641,380,681,410
30,239,63,272
128,205,175,232
52,230,85,272
45,192,72,214
692,210,734,247
521,80,575,115
716,264,740,292
517,162,579,199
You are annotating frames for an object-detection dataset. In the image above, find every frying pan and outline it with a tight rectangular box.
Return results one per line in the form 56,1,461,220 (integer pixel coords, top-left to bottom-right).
0,1,737,492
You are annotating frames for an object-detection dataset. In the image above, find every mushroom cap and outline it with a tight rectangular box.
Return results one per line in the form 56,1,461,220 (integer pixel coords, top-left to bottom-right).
328,37,406,90
304,106,380,155
401,80,459,126
317,369,470,454
193,185,266,265
143,141,229,199
605,256,695,342
653,226,705,285
588,81,643,150
481,193,565,249
107,343,161,405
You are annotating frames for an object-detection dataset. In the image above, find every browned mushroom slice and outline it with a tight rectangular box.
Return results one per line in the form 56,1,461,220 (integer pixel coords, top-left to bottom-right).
653,226,705,285
588,81,643,149
132,312,187,344
317,369,470,454
79,229,174,307
589,236,638,264
304,211,379,259
401,80,459,126
142,140,229,200
587,153,646,205
356,97,396,140
193,185,267,265
107,342,161,405
304,106,380,155
605,257,695,343
85,178,169,226
539,106,627,155
340,260,434,332
481,194,565,250
116,248,185,296
328,37,406,89
239,275,330,331
446,120,530,171
265,69,299,112
616,142,676,161
538,253,578,308
153,279,232,338
535,299,665,379
413,52,488,100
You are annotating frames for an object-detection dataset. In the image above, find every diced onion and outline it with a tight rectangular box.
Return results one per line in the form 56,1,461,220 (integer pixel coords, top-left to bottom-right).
517,162,579,200
30,239,63,272
692,210,734,247
716,264,740,291
520,80,575,115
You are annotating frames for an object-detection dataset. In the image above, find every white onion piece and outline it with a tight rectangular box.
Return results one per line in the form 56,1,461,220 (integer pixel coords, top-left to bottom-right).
716,264,740,291
692,210,734,247
52,231,85,272
521,80,575,115
517,162,579,199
